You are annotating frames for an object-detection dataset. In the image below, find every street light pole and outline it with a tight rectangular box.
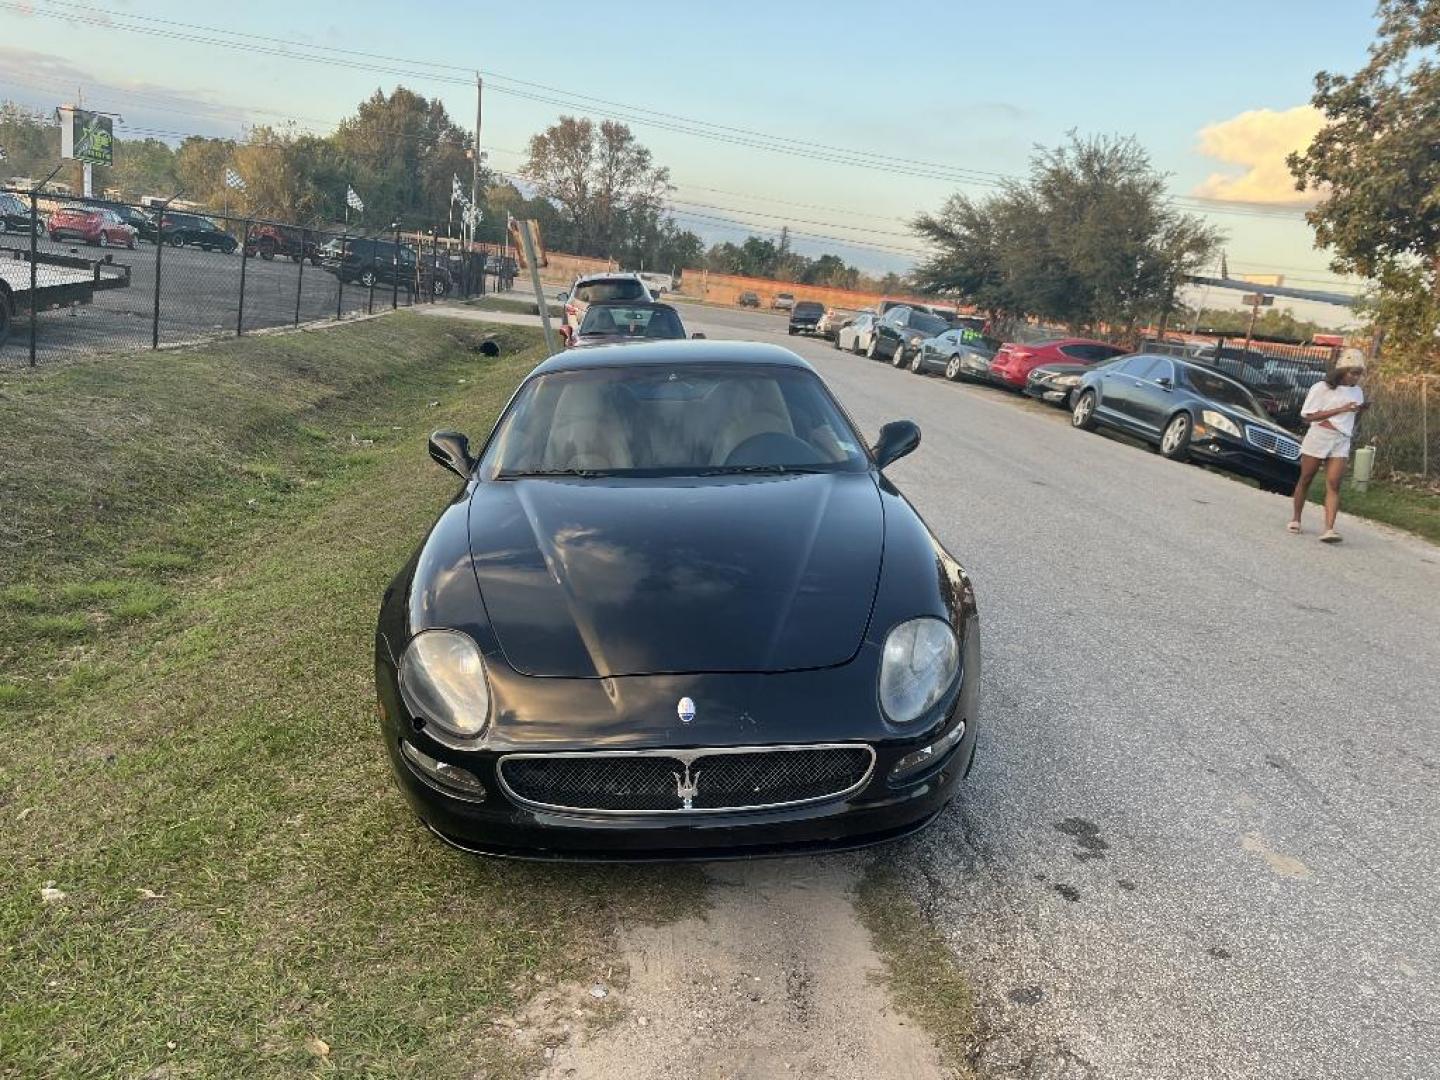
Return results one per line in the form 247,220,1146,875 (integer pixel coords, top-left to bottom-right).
471,74,482,251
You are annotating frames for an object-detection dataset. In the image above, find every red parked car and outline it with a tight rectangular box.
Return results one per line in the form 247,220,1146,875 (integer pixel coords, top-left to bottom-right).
988,337,1126,389
46,207,137,249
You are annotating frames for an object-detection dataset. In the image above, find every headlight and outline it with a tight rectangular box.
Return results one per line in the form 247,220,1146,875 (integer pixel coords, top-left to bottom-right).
398,629,491,741
879,618,960,724
1055,374,1081,387
908,334,922,346
1201,410,1241,438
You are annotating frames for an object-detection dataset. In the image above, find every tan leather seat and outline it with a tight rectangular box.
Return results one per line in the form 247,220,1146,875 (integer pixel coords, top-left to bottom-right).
541,382,633,470
705,379,795,464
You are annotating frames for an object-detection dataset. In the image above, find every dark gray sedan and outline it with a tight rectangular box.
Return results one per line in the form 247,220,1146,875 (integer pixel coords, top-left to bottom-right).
913,330,996,381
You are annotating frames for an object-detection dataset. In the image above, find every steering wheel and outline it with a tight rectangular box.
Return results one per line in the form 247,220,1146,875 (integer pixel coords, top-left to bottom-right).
723,432,825,467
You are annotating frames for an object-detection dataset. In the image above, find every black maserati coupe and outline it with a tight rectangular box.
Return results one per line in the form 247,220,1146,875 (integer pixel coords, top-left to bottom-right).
374,340,980,859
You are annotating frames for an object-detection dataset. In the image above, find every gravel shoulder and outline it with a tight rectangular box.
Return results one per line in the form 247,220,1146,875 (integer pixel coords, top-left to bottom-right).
541,858,951,1080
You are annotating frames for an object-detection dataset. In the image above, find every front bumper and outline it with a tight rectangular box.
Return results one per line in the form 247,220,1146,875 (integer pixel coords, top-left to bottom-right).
1189,430,1301,487
376,639,979,861
1024,381,1079,406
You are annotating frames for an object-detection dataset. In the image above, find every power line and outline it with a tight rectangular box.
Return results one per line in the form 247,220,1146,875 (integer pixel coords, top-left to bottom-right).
6,0,1313,224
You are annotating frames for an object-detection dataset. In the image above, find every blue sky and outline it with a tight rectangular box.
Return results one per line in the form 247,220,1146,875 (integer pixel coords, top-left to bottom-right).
0,0,1379,317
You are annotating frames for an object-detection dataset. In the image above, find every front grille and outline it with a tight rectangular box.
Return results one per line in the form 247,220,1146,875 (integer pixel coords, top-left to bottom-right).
497,744,874,815
1245,424,1301,460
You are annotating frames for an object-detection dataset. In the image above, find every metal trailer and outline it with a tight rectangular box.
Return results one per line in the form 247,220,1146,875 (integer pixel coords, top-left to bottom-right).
0,246,132,348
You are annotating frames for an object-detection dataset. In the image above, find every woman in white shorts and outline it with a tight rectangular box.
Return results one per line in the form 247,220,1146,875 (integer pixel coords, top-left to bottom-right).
1289,354,1367,542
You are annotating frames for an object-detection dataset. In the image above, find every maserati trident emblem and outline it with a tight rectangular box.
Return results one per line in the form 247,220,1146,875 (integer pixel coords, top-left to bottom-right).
673,765,701,811
677,696,696,724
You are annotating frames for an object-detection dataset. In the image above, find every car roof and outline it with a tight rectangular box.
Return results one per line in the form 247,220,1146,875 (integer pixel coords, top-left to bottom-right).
532,340,814,376
574,271,645,283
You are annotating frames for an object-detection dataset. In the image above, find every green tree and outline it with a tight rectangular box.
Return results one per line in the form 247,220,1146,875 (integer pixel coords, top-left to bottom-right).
522,117,670,257
1288,0,1440,372
914,133,1221,338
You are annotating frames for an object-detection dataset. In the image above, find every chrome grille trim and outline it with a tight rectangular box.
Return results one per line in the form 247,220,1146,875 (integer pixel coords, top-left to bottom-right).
1245,424,1301,460
496,743,876,816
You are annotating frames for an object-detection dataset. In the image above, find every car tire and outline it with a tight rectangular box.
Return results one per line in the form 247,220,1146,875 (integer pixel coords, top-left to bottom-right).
1072,390,1098,430
945,355,963,381
432,278,449,297
865,336,879,360
0,220,8,236
0,296,11,349
98,233,109,247
1160,413,1193,461
168,235,185,248
359,269,378,288
128,239,136,250
891,346,908,369
909,351,925,374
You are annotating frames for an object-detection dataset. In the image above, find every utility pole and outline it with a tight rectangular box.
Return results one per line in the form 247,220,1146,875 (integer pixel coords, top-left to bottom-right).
471,74,483,251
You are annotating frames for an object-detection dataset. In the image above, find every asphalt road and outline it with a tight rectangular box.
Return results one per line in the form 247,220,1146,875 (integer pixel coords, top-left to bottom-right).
662,297,1440,1080
1,234,436,364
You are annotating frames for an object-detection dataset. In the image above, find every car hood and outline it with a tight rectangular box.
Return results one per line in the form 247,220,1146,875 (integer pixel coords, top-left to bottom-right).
1031,363,1088,378
467,472,883,678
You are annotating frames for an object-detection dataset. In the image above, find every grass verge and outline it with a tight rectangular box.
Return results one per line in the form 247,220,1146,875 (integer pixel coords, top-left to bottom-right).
465,294,561,319
1308,477,1440,545
0,313,705,1079
854,860,981,1078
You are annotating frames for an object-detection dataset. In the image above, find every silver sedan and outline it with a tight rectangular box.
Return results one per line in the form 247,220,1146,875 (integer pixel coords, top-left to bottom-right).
835,312,877,354
915,330,996,381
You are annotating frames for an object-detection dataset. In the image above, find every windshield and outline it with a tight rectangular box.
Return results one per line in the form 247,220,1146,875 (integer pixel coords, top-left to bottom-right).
909,313,949,336
793,303,823,315
579,305,685,339
1185,367,1267,416
484,363,869,477
576,279,648,303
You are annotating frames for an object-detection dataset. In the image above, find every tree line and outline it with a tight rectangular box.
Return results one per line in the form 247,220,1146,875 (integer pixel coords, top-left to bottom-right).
2,97,888,286
910,133,1222,342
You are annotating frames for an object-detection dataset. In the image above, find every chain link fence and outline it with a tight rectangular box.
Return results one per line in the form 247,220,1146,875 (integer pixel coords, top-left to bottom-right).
0,189,518,367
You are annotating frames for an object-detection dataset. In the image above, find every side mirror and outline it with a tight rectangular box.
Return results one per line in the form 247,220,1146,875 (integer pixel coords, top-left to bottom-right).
1156,376,1173,390
873,420,921,469
556,291,569,302
691,332,706,339
428,430,474,479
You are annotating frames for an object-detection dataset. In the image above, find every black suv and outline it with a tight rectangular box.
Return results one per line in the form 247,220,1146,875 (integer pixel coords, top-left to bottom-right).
787,301,825,336
320,236,446,294
145,211,238,253
870,305,952,366
0,191,35,235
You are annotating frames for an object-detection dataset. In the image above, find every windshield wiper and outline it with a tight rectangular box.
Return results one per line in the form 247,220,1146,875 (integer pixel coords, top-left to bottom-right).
697,464,831,476
495,468,616,479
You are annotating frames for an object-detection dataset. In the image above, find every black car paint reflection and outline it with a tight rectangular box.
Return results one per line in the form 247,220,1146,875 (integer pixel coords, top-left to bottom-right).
374,341,980,859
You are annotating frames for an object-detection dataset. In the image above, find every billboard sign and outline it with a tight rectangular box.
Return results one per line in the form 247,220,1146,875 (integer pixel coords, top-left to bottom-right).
58,108,114,167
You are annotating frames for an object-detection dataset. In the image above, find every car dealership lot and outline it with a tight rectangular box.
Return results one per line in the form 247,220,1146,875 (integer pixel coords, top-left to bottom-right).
663,297,1440,1079
1,235,412,362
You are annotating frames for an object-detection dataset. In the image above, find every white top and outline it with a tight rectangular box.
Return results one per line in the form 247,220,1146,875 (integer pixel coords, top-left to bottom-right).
1302,381,1364,437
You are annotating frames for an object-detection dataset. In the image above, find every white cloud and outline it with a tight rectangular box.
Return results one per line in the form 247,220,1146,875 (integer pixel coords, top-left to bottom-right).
1192,106,1324,206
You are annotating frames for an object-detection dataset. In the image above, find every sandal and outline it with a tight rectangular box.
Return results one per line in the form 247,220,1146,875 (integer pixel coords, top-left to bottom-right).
1287,521,1301,534
1319,530,1342,544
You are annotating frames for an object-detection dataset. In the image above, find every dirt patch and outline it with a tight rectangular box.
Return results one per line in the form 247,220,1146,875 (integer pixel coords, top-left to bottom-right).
536,857,950,1080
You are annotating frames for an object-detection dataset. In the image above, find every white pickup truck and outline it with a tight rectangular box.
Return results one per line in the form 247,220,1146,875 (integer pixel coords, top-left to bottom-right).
0,246,132,348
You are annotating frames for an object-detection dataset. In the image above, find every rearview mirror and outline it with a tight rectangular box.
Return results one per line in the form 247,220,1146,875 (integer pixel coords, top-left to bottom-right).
691,332,706,339
873,420,921,469
428,430,474,479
